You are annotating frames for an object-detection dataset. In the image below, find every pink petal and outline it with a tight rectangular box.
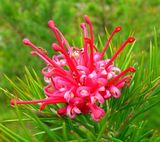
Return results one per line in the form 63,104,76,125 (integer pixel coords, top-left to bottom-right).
89,104,105,121
104,90,112,99
64,90,74,102
110,86,121,98
67,105,76,119
94,92,105,104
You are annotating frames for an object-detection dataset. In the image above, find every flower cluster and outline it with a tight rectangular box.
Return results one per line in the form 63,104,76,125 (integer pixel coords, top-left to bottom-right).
11,16,136,121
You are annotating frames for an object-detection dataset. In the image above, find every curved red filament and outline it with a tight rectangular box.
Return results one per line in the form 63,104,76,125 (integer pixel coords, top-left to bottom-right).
105,37,135,69
101,26,122,58
107,66,136,86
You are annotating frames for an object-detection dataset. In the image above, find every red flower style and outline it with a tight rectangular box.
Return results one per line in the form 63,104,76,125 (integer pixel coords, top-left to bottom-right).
11,15,136,121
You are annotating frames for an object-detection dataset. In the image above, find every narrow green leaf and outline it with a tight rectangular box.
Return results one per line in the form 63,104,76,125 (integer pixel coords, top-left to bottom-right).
0,124,28,142
96,114,108,142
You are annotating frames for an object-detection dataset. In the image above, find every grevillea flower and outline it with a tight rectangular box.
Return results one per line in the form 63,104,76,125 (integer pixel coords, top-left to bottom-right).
11,15,136,121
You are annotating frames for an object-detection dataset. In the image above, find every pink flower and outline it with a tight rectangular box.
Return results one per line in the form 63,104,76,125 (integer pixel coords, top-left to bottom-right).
11,15,136,121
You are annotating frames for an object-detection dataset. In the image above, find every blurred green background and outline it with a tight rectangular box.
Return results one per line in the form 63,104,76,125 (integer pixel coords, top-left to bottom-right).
0,0,160,137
